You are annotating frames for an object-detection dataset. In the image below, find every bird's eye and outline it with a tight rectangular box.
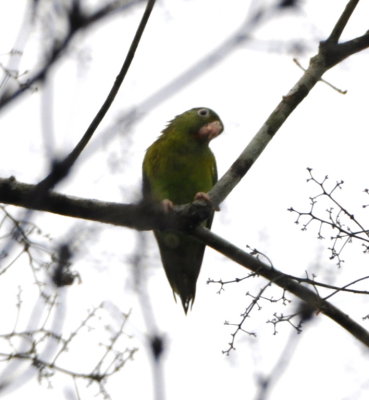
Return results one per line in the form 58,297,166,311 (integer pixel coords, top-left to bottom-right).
197,108,209,117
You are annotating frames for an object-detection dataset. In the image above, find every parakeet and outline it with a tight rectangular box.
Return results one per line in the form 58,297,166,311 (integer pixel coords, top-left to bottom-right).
142,107,223,313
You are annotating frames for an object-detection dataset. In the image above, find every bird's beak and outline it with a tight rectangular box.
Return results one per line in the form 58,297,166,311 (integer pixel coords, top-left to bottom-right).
198,120,223,141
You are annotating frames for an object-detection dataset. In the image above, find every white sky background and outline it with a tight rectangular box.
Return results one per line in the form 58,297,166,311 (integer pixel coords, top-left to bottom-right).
1,0,369,399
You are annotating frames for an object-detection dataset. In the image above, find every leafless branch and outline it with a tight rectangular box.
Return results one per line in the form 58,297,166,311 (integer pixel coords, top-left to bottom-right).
208,1,369,208
0,0,144,111
289,169,369,266
193,226,369,348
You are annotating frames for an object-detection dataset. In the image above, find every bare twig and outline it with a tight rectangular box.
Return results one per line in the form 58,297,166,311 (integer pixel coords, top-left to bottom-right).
37,0,157,191
0,0,143,111
193,226,369,348
207,0,369,208
289,169,369,266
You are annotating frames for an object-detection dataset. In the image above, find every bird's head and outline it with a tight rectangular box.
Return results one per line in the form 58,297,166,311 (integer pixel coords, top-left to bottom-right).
164,107,223,144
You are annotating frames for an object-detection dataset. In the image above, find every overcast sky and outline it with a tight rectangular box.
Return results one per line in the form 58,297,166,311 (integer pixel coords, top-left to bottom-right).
1,1,369,399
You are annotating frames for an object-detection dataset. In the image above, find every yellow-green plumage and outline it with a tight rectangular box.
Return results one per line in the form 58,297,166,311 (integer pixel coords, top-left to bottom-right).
142,107,223,313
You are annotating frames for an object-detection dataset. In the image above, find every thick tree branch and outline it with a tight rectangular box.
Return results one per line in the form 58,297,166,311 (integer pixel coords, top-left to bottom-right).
2,177,369,348
0,177,209,232
320,32,369,68
3,174,369,348
208,55,325,206
193,226,369,348
0,177,163,230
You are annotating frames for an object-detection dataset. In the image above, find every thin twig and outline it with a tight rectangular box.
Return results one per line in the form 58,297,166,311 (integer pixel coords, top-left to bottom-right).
39,0,157,190
293,58,347,94
193,226,369,348
0,0,143,111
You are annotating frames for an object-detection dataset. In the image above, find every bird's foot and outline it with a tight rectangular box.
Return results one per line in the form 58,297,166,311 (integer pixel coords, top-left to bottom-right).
161,199,174,212
194,192,220,211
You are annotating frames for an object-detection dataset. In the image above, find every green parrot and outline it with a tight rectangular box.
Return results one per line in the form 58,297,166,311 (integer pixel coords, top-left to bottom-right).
142,107,223,313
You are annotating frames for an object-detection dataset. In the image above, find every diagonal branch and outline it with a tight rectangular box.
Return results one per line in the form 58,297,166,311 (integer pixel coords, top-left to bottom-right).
38,0,157,192
208,55,325,207
327,0,360,43
193,226,369,348
2,177,369,348
0,0,145,111
0,0,157,266
208,0,369,209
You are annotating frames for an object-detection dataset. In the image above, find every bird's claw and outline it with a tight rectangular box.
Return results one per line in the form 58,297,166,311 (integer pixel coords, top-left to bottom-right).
194,192,220,211
161,194,220,213
161,199,174,212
